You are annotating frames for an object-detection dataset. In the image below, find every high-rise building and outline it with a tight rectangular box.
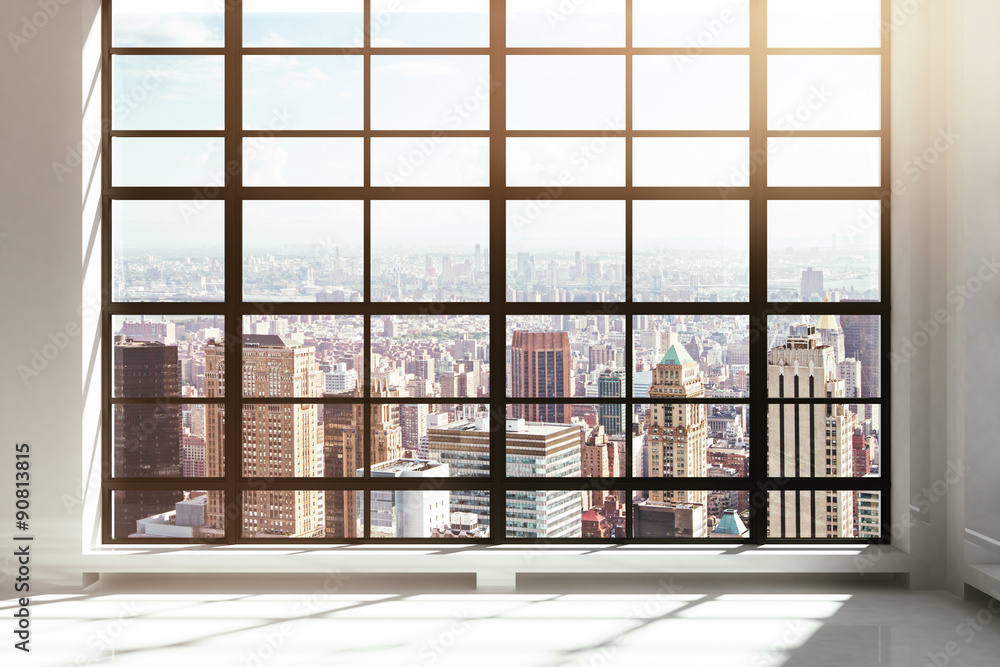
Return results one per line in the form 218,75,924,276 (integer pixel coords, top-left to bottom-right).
800,267,824,301
112,337,184,538
400,403,430,454
325,362,358,394
181,431,207,477
205,335,325,538
510,331,572,424
842,314,880,400
365,459,450,538
767,325,855,538
597,370,626,436
581,426,622,508
645,344,709,535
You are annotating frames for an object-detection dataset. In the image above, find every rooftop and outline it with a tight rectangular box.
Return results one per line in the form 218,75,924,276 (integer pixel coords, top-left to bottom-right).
659,344,697,367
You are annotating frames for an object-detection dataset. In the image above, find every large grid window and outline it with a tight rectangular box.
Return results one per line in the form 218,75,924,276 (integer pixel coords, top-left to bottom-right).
103,0,890,544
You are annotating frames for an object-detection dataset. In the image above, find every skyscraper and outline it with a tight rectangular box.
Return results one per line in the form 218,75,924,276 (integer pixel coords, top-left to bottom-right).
205,335,325,538
800,267,824,301
767,325,855,538
510,331,572,424
597,370,626,436
644,344,709,536
841,314,880,399
112,337,183,538
366,459,450,538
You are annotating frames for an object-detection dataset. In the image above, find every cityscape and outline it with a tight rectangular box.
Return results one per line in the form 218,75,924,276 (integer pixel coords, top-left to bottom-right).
112,297,881,541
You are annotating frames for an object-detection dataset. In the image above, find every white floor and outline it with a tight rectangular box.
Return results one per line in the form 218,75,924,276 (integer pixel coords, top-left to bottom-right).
7,578,1000,666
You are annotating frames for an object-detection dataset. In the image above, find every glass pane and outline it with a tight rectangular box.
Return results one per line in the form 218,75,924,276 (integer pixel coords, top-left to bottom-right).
507,200,625,302
243,200,364,301
768,138,881,187
113,490,225,539
768,56,881,131
768,200,881,302
506,491,590,538
638,403,749,478
113,403,224,477
768,403,882,478
243,0,363,47
243,56,363,130
633,0,750,48
371,200,490,302
241,315,364,398
507,56,626,131
112,0,224,48
767,316,881,399
371,316,490,397
371,138,489,187
371,56,490,130
242,403,328,477
633,200,749,302
634,490,748,539
634,56,749,130
768,0,881,48
242,138,364,187
371,0,489,48
242,490,325,538
507,0,624,47
634,138,750,188
633,315,750,399
506,315,627,399
112,138,224,187
768,490,880,539
112,315,226,398
113,200,225,302
112,56,224,131
507,137,626,187
369,488,490,538
423,405,492,476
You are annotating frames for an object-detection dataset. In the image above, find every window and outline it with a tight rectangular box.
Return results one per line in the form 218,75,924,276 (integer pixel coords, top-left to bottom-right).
104,0,888,544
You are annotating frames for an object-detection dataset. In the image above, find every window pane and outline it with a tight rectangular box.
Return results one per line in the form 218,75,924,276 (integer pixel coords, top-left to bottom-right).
371,0,489,48
634,138,750,188
768,56,881,131
768,490,880,539
507,316,627,399
112,315,226,398
113,200,225,302
113,403,224,478
507,0,624,47
507,137,626,187
243,200,364,301
506,491,591,538
243,0,363,47
768,403,882,478
633,200,749,303
114,490,225,539
242,403,325,478
112,138,224,187
507,200,625,302
112,0,223,48
242,138,364,187
634,56,749,130
507,56,626,131
369,487,491,538
633,0,749,48
634,315,750,399
112,56,224,131
634,490,748,539
371,56,490,130
243,56,363,130
371,201,490,302
768,138,881,187
371,138,489,187
639,403,749,478
242,490,325,538
768,200,881,302
768,316,881,399
241,315,364,398
372,316,490,397
768,0,881,48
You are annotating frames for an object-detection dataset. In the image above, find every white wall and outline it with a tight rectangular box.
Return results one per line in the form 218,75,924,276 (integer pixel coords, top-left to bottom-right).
0,0,992,593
